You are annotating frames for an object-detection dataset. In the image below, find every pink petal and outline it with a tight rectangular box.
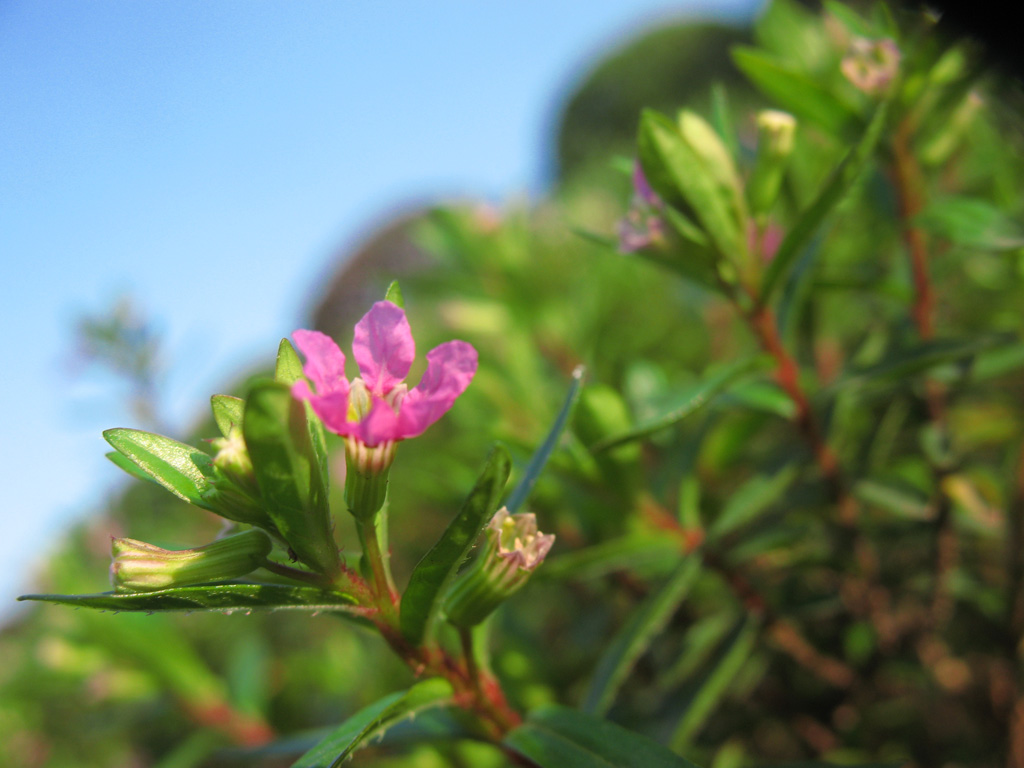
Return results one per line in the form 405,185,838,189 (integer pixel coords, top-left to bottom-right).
397,340,477,438
292,329,348,395
352,301,414,397
353,398,402,446
292,381,352,436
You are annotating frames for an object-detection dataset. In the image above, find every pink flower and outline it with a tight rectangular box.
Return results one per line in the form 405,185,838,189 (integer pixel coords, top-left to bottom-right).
292,301,477,448
618,160,666,253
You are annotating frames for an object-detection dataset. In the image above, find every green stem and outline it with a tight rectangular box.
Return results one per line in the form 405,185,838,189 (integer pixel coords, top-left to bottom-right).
357,517,397,619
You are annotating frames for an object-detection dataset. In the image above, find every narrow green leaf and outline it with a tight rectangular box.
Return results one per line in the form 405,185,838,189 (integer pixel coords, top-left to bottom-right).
915,196,1024,251
401,445,511,645
504,705,700,768
592,357,766,452
276,337,331,481
506,366,585,513
572,226,619,250
384,280,405,307
243,381,338,576
710,82,739,158
584,555,703,715
732,47,860,137
103,428,214,508
211,394,245,437
292,679,454,768
542,535,681,582
759,96,890,303
707,464,800,540
972,340,1024,381
720,380,797,419
275,337,305,385
834,335,1009,392
669,616,759,750
18,582,360,613
854,480,931,520
823,0,872,36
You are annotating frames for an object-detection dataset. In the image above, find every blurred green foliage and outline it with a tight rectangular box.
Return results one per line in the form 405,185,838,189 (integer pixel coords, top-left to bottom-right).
7,2,1024,767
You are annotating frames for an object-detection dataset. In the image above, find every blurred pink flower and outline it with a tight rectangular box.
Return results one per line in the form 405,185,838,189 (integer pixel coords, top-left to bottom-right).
748,220,784,263
292,301,477,447
618,161,666,253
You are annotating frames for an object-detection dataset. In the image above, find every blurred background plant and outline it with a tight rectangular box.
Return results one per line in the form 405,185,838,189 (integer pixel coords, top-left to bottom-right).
5,1,1024,767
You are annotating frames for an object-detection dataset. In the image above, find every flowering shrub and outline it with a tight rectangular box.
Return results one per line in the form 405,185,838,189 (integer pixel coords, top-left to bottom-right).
14,1,1024,767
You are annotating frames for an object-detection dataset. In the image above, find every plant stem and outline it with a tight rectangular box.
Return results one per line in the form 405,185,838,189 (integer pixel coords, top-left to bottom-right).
744,300,858,525
357,517,398,619
891,117,957,630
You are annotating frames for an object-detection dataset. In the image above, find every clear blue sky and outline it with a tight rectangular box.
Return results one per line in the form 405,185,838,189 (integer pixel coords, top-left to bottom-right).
0,0,761,617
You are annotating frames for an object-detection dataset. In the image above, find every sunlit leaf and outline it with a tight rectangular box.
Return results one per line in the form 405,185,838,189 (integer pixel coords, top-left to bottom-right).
103,428,214,508
211,394,245,437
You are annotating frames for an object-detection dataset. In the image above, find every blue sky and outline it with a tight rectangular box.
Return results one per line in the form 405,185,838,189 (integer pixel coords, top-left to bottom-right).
0,0,760,618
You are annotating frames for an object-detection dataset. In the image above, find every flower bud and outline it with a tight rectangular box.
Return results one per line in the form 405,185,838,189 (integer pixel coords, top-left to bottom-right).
110,529,272,593
211,427,256,490
201,427,276,531
747,110,797,216
444,508,555,628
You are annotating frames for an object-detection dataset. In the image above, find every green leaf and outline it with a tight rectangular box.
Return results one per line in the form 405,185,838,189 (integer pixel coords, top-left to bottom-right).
759,95,890,303
834,335,1009,392
504,705,700,768
211,394,245,437
103,428,214,508
243,381,339,576
915,196,1024,251
571,226,619,250
710,82,739,159
719,380,797,419
18,582,360,613
105,450,162,485
384,280,405,307
638,109,744,259
541,535,681,582
506,366,585,513
275,337,305,385
401,445,511,645
584,555,703,716
292,679,455,768
670,616,759,750
972,340,1024,381
732,47,860,137
592,357,766,452
854,480,931,520
707,464,800,540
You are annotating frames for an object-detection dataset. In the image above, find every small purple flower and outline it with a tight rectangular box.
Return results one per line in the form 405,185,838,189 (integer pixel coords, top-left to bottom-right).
618,161,666,253
632,162,662,208
292,301,477,448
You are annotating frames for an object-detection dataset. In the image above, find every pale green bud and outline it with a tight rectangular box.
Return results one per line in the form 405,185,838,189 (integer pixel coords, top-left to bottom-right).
110,529,272,593
444,508,555,628
748,110,797,216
